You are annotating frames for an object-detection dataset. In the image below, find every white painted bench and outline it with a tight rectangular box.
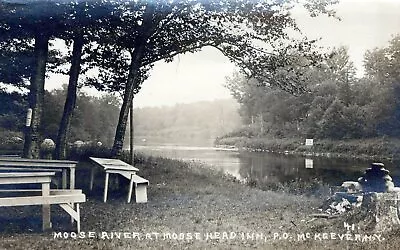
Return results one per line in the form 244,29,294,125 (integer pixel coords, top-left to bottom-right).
0,172,85,232
130,175,149,203
89,157,149,203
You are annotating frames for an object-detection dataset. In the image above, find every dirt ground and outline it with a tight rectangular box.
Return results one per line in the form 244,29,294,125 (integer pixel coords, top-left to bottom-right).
0,155,399,249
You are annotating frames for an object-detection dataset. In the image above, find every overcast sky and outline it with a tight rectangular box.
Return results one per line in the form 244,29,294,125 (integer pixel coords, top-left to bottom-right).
47,0,400,108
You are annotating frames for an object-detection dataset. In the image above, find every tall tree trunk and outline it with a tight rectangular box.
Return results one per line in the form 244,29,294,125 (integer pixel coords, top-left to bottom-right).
111,4,155,158
55,35,84,160
23,34,49,159
130,100,135,164
111,56,143,158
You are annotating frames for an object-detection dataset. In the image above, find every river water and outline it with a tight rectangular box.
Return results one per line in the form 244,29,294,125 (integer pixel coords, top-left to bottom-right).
134,143,400,189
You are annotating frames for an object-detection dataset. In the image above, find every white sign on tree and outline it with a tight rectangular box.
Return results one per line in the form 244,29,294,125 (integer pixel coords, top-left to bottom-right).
305,139,314,146
25,108,32,127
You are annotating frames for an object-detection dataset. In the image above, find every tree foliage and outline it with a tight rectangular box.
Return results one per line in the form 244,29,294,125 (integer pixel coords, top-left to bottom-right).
40,87,121,147
0,0,338,158
0,89,27,130
227,38,400,140
87,0,337,156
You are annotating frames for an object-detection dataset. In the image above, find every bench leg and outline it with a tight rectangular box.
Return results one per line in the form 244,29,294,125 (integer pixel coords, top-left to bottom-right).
42,183,51,231
69,168,76,223
70,203,74,224
103,172,109,203
59,203,81,233
76,204,80,233
135,184,148,203
127,177,134,203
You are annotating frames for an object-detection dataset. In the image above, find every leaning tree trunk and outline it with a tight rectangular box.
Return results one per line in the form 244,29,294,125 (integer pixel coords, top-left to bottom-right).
130,99,135,164
23,34,49,159
111,58,143,158
111,4,155,158
55,35,84,160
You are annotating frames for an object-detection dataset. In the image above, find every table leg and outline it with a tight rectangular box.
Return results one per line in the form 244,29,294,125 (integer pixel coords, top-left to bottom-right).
115,175,120,189
90,167,95,191
42,182,51,231
62,169,67,189
127,176,134,203
70,168,75,190
104,172,109,203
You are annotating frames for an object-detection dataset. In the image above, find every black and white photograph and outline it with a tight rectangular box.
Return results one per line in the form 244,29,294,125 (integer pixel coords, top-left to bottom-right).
0,0,400,249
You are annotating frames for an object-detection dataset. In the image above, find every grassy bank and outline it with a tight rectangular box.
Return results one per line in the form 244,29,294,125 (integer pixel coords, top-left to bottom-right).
0,152,399,249
215,136,400,161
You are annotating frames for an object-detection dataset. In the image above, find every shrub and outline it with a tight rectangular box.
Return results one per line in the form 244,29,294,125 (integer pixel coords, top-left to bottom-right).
67,144,112,161
0,130,23,154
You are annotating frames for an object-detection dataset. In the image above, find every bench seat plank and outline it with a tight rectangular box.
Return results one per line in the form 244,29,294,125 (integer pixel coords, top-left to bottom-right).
131,175,149,184
0,193,86,207
0,174,53,185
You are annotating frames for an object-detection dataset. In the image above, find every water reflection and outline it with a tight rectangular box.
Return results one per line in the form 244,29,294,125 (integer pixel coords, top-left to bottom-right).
135,145,400,188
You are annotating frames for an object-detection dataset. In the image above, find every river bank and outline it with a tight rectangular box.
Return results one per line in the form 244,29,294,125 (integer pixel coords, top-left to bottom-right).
0,153,399,249
215,136,400,162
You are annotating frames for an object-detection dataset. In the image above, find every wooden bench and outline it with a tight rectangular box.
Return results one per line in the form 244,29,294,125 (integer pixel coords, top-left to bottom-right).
130,175,149,203
0,171,85,232
89,157,149,203
0,158,77,190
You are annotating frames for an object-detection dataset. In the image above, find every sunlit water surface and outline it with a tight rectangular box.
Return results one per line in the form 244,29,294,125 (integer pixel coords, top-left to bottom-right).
134,143,400,188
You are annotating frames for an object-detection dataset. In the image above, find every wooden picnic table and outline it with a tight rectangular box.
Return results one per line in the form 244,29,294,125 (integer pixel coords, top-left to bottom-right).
0,158,77,190
0,171,85,232
89,157,148,203
0,171,54,230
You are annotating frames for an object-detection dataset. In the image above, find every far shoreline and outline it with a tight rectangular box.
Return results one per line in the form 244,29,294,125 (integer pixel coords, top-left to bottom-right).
214,136,400,163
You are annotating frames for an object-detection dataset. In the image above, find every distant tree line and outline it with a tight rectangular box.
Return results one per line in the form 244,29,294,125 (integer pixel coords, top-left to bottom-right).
0,88,240,148
133,99,241,143
226,36,400,140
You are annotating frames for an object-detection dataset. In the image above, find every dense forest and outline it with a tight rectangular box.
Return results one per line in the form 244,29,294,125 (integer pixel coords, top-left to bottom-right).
223,35,400,141
0,86,120,150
